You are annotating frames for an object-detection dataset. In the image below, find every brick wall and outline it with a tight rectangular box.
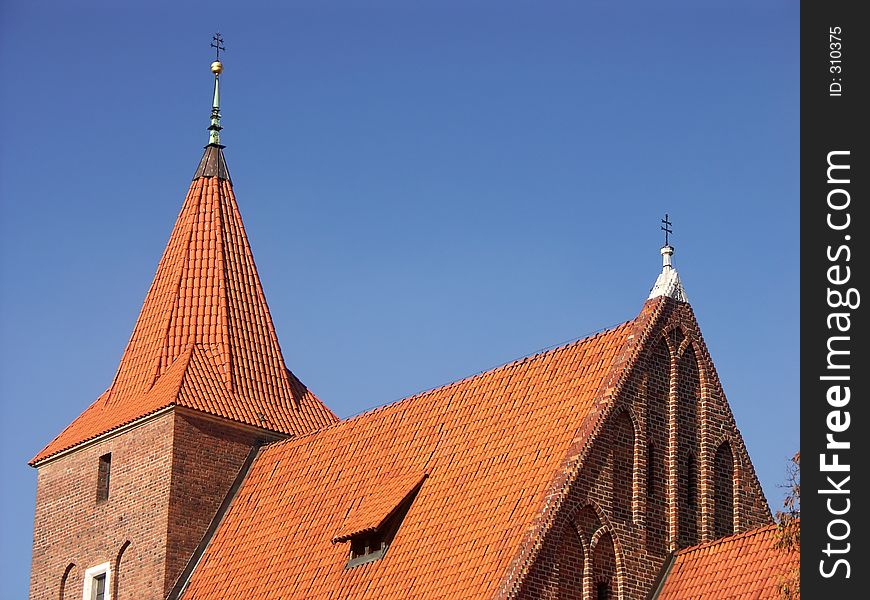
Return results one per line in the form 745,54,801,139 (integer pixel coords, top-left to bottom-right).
30,409,267,600
163,411,265,591
30,412,176,600
516,299,771,599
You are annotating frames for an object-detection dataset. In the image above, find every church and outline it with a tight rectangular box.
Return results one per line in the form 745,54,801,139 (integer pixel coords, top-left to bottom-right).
29,47,798,600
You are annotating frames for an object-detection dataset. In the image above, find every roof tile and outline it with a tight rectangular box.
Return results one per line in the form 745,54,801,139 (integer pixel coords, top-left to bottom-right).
181,321,637,599
32,151,336,464
657,523,799,600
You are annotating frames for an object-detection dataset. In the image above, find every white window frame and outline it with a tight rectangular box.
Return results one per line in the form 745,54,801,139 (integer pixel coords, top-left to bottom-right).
82,562,111,600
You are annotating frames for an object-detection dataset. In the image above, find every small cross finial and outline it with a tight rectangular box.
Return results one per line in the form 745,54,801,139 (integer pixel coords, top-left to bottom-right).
661,213,672,247
649,212,686,300
211,32,225,62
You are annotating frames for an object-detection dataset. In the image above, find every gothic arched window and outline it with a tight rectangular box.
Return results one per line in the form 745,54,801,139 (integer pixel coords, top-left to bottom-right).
645,339,670,554
678,345,700,547
556,524,584,599
611,411,636,522
714,441,735,537
592,532,617,600
59,563,77,600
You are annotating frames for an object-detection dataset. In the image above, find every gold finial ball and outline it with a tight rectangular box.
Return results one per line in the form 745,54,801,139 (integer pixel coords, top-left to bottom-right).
211,60,224,74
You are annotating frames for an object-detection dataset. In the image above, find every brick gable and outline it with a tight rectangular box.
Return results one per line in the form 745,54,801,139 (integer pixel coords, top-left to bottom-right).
509,298,771,599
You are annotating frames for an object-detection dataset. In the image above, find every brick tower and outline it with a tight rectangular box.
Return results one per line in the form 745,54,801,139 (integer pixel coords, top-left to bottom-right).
28,45,336,600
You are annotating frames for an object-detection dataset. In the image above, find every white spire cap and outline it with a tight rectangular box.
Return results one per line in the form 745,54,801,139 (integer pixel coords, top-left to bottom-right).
648,245,688,302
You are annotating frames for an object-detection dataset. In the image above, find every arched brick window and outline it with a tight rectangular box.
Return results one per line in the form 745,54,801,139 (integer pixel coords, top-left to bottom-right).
714,441,735,538
677,345,700,548
575,505,602,543
113,541,131,600
645,339,669,554
679,450,699,547
669,328,685,351
611,411,635,522
59,563,77,600
592,532,617,600
555,524,584,599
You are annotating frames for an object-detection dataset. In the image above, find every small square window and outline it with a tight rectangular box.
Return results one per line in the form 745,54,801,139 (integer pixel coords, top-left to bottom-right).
97,453,111,502
83,562,111,600
346,532,388,568
92,573,106,600
350,532,384,560
350,537,366,557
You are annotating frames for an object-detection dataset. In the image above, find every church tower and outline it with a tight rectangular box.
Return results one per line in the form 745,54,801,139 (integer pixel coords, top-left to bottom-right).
29,39,785,600
29,40,337,600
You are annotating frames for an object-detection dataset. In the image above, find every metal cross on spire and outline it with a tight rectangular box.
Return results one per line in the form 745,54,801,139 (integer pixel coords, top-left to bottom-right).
207,33,225,146
661,213,673,247
649,212,687,301
211,32,225,62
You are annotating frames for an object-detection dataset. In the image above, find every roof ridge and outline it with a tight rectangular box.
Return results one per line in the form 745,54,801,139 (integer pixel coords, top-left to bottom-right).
259,320,636,451
32,390,111,458
343,320,634,419
497,297,669,596
674,521,781,555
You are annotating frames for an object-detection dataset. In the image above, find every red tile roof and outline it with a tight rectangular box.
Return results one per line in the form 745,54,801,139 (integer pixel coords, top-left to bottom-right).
179,313,651,599
32,153,336,464
655,523,799,599
332,472,429,544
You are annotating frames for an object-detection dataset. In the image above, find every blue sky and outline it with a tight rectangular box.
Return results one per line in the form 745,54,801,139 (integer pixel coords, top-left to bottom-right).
0,1,798,595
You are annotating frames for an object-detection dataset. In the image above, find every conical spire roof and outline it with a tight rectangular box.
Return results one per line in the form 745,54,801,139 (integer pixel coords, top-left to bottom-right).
32,58,336,464
107,152,332,421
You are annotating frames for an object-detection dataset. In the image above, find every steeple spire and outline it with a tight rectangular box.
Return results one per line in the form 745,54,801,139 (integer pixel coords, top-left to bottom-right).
194,34,230,181
30,38,337,465
208,33,225,146
648,213,689,302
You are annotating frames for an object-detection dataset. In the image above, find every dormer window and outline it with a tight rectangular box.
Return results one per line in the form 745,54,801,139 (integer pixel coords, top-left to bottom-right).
349,530,387,563
97,453,111,502
343,510,401,569
333,473,427,569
